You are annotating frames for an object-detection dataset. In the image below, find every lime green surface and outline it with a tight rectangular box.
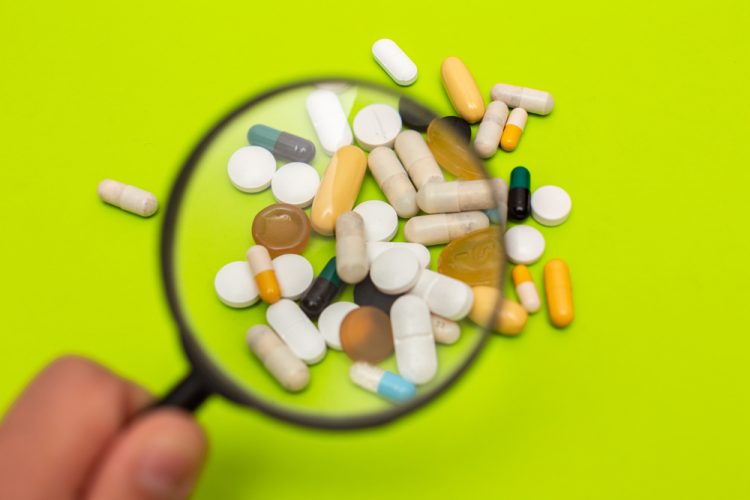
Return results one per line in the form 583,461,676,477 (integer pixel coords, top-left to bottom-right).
1,1,749,499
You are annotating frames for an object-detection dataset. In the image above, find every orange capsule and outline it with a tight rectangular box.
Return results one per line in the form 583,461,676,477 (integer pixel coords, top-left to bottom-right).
544,259,573,327
247,245,281,304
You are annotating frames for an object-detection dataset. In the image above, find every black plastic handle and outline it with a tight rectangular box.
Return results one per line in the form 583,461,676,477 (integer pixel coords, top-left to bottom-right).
151,370,212,412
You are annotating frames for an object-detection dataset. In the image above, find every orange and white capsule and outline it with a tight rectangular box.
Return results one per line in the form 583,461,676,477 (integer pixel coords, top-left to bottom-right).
500,108,527,152
512,265,540,313
247,245,281,304
544,259,573,328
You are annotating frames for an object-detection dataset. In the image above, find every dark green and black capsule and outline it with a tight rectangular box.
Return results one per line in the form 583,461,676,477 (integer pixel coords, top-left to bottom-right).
300,257,344,320
353,275,403,314
248,124,316,163
398,96,437,132
508,166,531,221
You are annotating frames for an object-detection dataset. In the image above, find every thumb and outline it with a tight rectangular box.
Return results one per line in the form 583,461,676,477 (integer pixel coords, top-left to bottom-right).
85,409,207,500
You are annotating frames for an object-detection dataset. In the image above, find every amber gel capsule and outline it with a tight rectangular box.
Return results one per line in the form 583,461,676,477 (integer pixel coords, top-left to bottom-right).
544,259,574,328
300,257,344,320
246,245,281,304
437,226,504,287
251,203,311,258
440,56,485,123
508,166,531,221
427,117,485,180
340,306,394,364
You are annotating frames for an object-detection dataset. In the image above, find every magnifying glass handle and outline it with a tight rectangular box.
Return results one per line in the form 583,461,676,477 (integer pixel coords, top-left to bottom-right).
151,370,212,412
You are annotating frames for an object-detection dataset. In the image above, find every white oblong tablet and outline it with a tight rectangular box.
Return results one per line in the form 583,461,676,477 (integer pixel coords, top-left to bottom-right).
306,89,353,155
214,261,259,308
271,162,320,208
317,301,359,350
266,299,327,364
504,225,546,265
370,247,422,295
531,185,572,226
366,241,431,268
354,200,398,242
227,146,276,193
391,295,437,385
272,254,314,300
372,39,418,86
352,104,402,151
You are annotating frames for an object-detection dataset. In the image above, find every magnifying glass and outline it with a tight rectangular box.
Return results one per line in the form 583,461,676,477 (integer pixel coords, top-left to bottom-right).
154,78,505,429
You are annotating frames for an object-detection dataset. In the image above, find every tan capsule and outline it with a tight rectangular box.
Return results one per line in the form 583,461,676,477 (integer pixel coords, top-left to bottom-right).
500,108,528,152
404,212,489,246
416,178,508,214
246,325,310,392
440,57,485,123
335,211,368,284
544,259,574,328
474,101,509,159
367,147,418,218
469,286,528,336
431,314,460,344
394,130,444,189
97,179,158,217
490,83,554,116
310,145,367,235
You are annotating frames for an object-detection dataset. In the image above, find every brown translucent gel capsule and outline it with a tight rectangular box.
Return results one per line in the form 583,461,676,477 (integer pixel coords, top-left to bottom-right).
339,306,394,364
252,204,311,258
426,118,484,180
438,227,505,287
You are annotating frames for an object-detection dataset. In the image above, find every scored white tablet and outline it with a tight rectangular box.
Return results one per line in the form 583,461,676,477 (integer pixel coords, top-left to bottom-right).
354,200,398,242
352,104,402,151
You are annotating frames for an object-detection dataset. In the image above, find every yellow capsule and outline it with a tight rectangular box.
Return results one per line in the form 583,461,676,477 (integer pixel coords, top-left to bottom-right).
247,245,281,304
544,259,574,328
437,227,504,287
426,118,485,180
310,145,367,236
469,286,527,336
511,265,541,313
500,108,527,152
440,56,485,123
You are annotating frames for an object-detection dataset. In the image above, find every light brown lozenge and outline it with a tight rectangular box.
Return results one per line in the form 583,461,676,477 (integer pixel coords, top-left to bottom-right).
339,306,394,363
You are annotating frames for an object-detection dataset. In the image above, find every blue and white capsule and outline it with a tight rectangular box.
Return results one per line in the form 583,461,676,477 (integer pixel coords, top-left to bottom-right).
349,362,416,403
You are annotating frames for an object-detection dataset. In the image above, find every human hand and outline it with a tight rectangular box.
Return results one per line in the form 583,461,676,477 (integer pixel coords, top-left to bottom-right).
0,356,207,500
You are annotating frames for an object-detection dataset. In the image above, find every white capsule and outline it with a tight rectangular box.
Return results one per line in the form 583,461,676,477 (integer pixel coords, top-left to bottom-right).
98,179,158,217
353,104,402,151
431,314,461,344
266,299,327,364
306,89,353,155
416,178,508,214
410,269,474,321
366,241,431,268
391,295,437,385
490,83,555,115
367,147,418,218
394,130,444,189
474,101,509,158
246,325,309,392
371,39,418,86
335,211,369,284
404,212,489,246
349,362,416,402
370,247,422,295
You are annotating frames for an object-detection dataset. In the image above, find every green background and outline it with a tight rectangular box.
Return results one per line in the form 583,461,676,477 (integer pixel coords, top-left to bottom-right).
1,1,748,498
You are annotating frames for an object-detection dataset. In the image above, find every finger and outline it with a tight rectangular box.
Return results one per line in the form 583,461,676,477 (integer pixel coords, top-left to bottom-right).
85,409,207,500
0,355,151,500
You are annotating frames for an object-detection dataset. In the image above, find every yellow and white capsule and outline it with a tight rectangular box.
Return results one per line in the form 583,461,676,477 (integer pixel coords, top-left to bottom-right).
500,108,528,152
97,179,158,217
511,265,540,313
247,245,281,304
474,101,509,158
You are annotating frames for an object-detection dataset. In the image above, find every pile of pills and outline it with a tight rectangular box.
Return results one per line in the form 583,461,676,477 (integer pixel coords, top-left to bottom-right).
99,39,575,404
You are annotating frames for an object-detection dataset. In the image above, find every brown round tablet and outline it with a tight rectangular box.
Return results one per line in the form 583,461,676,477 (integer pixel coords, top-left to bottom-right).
251,203,311,258
339,306,394,364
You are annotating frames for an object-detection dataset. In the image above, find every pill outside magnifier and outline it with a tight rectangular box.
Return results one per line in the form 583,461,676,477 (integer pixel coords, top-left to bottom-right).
154,78,506,429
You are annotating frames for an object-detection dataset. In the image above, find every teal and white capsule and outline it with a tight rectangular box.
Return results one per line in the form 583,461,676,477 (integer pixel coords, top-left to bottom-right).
248,124,316,163
349,362,416,403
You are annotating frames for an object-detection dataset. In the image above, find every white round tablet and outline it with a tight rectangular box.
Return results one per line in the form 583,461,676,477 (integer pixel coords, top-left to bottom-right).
227,146,276,193
366,241,431,268
272,254,314,300
271,162,320,208
531,185,572,226
352,104,402,151
317,301,359,350
370,247,422,295
214,261,259,308
504,225,546,265
354,200,398,242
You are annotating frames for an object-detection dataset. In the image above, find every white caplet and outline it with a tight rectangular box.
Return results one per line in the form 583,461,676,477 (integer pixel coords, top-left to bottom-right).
266,299,327,364
372,39,418,86
306,89,353,155
410,269,474,321
391,295,437,385
431,315,461,344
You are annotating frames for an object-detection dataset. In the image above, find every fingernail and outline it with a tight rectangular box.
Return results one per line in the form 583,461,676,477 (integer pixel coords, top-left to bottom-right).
136,441,195,498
